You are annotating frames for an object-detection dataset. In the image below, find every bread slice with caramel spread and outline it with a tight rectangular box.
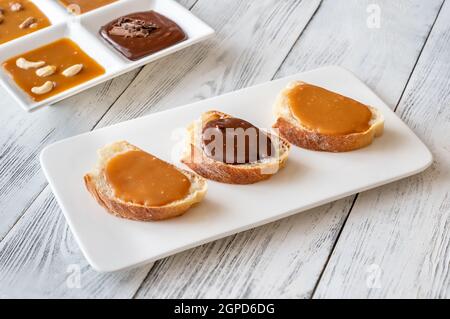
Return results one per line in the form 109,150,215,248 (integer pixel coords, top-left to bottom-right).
84,141,207,221
273,81,384,152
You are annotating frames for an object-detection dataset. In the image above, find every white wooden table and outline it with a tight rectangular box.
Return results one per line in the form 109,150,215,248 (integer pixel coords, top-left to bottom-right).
0,0,449,298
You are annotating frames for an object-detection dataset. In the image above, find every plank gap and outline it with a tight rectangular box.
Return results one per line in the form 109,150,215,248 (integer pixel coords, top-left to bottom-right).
271,0,323,80
310,193,359,298
392,0,446,113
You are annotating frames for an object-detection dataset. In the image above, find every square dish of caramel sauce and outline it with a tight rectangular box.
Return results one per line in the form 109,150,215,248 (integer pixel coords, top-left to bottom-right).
58,0,118,14
2,38,105,102
0,0,51,45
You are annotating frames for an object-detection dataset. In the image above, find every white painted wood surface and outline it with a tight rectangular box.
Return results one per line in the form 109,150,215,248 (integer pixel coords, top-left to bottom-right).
314,0,450,299
0,0,448,298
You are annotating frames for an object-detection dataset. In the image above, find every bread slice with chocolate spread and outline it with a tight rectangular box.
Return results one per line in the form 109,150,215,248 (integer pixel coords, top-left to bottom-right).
181,111,290,184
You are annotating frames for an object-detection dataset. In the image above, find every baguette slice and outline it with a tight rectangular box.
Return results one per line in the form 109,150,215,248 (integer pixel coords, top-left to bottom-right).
273,81,384,152
84,141,207,221
181,110,290,184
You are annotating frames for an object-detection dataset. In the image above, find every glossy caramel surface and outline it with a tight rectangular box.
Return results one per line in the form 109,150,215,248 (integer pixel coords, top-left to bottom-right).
288,83,372,135
105,150,191,207
3,38,105,102
59,0,117,14
0,0,50,44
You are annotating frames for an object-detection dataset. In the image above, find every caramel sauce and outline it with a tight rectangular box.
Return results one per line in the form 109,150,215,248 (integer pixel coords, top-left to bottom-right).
59,0,117,14
288,83,372,135
2,38,105,101
0,0,51,45
105,150,191,207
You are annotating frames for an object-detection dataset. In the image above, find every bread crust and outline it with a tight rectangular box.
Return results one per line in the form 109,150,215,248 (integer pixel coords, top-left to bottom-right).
84,142,207,221
181,111,290,184
273,81,384,152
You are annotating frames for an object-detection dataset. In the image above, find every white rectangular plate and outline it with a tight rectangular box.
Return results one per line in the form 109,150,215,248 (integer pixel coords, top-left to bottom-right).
0,0,214,112
40,66,433,272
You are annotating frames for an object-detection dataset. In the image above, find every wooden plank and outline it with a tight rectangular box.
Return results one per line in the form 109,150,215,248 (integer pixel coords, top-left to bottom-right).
135,0,444,298
0,188,151,298
0,0,321,298
313,0,450,299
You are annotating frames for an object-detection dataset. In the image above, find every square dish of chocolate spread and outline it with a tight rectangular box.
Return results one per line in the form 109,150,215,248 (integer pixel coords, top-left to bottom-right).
99,11,187,61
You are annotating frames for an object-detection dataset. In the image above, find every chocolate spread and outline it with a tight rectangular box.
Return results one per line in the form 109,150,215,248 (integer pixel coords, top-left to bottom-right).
202,117,274,165
108,17,158,38
100,11,186,61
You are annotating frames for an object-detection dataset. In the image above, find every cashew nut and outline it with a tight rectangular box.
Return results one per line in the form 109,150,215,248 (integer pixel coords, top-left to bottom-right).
31,81,55,95
16,57,45,70
36,65,56,77
10,2,22,12
62,64,83,77
19,17,37,29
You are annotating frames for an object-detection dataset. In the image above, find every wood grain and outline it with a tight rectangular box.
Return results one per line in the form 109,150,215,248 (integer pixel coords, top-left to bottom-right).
0,188,151,298
135,0,444,298
313,0,449,299
0,0,321,298
178,0,198,8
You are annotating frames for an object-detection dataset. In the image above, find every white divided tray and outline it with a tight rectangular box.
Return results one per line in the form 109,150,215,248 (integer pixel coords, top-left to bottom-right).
0,0,214,111
40,66,433,272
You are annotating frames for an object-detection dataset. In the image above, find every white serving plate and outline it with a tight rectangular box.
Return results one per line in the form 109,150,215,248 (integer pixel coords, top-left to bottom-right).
40,66,433,272
0,0,214,112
